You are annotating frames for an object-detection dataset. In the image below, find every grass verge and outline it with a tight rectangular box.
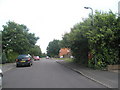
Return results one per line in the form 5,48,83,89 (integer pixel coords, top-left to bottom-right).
55,58,74,63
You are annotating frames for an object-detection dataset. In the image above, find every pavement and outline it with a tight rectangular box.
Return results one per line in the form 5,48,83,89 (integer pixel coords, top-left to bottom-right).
1,63,16,73
56,60,120,89
0,63,16,90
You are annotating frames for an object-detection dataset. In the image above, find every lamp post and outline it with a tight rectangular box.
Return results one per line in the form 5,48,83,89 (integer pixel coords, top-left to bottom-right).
84,7,97,67
84,7,94,26
118,1,120,17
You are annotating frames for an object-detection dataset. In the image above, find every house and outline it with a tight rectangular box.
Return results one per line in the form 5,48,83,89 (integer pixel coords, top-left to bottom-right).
59,48,72,58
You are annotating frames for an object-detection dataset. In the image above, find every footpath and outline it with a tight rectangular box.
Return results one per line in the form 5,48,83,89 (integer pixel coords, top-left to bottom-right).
56,60,119,89
1,63,16,73
0,63,15,90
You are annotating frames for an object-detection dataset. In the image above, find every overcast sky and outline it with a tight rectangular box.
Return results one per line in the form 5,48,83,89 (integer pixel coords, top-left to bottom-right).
0,0,119,53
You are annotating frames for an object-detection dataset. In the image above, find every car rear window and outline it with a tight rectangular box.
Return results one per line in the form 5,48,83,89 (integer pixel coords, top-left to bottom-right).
34,56,39,58
36,56,39,58
17,55,29,59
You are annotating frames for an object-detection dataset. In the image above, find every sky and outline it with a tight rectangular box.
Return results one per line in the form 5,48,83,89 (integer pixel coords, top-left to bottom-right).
0,0,119,53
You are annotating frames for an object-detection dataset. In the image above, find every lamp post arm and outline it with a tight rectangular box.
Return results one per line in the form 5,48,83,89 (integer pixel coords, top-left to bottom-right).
90,8,94,26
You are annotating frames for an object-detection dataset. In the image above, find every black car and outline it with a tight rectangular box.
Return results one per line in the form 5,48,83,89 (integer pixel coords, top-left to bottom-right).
16,54,33,67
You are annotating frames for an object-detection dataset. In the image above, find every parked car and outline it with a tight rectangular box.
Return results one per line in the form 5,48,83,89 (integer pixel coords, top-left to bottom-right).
46,56,50,59
33,56,40,61
16,54,33,67
0,69,3,87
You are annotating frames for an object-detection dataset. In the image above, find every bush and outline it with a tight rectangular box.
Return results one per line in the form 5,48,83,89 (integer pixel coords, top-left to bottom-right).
7,52,19,63
2,51,7,64
88,54,107,69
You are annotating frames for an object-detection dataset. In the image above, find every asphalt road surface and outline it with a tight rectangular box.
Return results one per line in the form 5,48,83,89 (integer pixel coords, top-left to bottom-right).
3,58,106,88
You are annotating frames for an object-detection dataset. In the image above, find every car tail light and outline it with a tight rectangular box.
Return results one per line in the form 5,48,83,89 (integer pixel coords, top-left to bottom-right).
28,58,31,61
16,59,18,62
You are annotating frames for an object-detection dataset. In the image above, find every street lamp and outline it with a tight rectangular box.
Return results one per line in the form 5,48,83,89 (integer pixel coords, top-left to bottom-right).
118,1,120,17
84,7,94,26
84,7,97,66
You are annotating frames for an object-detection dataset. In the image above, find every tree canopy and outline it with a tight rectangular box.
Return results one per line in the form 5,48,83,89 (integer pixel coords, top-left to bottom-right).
60,11,120,69
46,39,60,57
2,21,41,63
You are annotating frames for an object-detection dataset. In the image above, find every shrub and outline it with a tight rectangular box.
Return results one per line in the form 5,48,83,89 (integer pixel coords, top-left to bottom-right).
7,52,19,63
2,51,7,64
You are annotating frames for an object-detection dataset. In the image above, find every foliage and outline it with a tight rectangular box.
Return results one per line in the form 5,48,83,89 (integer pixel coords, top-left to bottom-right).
41,53,46,57
1,51,7,64
47,39,61,57
29,45,42,57
87,11,120,69
2,21,39,54
60,11,120,69
2,21,41,63
60,21,90,64
6,51,19,63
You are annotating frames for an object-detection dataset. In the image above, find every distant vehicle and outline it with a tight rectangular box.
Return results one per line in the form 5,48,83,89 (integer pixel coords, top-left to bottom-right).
46,56,49,59
33,56,40,61
0,69,3,87
70,56,74,58
60,56,63,58
16,54,33,67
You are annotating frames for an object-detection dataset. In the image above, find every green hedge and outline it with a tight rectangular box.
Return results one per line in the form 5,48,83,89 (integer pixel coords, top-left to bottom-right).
7,52,19,63
2,51,7,64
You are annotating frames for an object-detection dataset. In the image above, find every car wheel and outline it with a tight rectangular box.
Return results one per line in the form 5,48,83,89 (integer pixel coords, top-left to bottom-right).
16,64,19,67
28,63,32,67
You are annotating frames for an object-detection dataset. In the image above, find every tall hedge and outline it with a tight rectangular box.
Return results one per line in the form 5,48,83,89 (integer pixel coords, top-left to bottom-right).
60,11,120,69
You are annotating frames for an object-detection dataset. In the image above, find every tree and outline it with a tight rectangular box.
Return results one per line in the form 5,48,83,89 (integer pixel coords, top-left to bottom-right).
2,21,40,62
61,10,120,69
86,11,119,68
29,45,42,57
46,39,60,57
41,53,46,57
2,21,39,54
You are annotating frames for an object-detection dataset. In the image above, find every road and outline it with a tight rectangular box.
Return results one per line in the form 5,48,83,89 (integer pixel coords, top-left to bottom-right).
3,58,106,88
